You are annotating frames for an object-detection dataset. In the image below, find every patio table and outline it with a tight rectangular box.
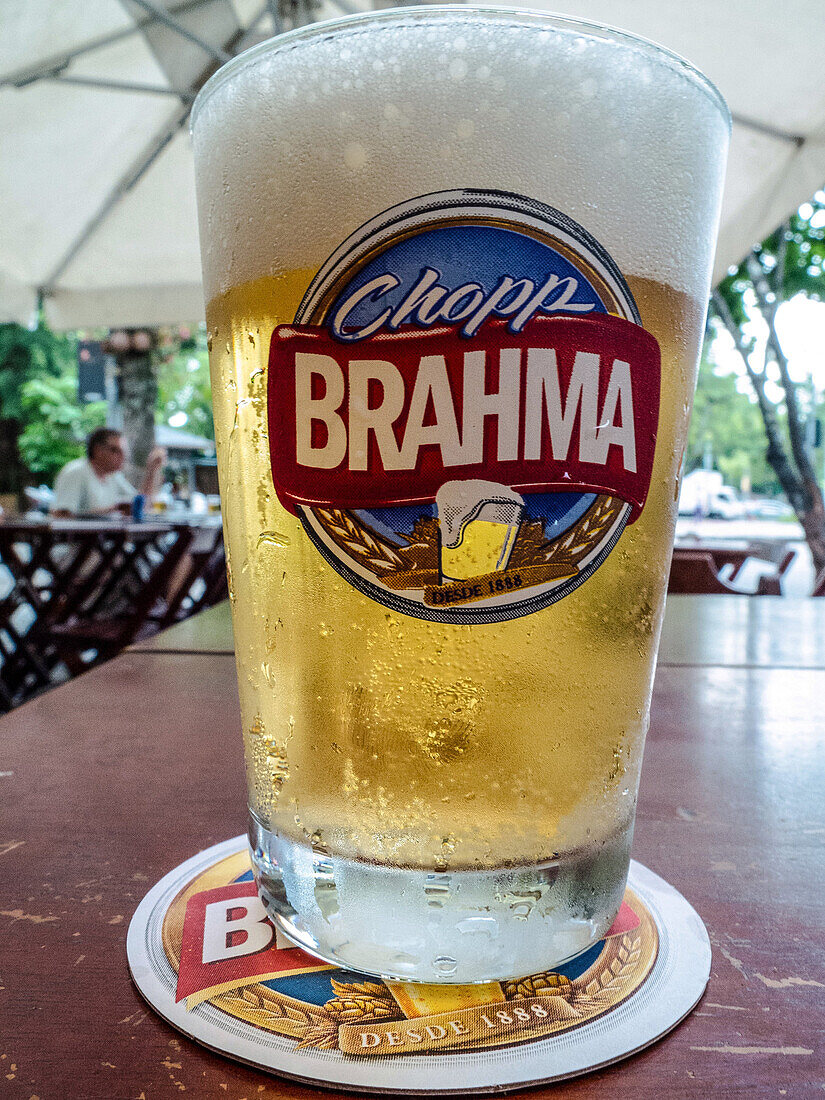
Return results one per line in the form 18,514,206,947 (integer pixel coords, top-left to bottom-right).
0,517,192,708
0,517,227,708
132,594,825,669
1,595,823,1096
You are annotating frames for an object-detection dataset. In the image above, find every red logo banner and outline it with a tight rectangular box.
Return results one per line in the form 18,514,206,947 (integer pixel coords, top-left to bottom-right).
176,883,332,1004
267,314,660,522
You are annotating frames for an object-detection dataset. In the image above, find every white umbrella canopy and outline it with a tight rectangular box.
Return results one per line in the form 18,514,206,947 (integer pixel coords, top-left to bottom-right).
1,0,823,329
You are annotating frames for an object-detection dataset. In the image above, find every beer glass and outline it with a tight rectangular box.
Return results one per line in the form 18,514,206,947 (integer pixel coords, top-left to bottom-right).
191,7,729,983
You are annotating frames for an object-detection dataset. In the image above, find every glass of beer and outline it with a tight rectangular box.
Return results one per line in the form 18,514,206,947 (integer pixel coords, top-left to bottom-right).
191,7,729,983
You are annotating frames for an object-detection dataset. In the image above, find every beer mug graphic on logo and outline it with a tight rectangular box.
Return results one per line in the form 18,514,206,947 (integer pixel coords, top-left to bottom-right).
436,481,524,583
192,7,729,982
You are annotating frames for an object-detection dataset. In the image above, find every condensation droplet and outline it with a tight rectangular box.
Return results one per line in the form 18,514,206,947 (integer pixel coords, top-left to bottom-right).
456,916,498,937
432,955,458,976
257,531,290,549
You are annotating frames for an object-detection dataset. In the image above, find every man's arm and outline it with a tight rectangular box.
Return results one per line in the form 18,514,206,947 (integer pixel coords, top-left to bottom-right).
139,447,167,498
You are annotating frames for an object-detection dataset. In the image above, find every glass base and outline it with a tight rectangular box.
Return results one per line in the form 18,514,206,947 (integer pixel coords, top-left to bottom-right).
249,814,633,984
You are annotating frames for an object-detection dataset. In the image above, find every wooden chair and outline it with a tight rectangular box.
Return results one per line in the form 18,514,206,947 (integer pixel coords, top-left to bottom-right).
668,550,755,594
42,524,195,673
754,548,798,595
154,524,227,629
0,521,108,706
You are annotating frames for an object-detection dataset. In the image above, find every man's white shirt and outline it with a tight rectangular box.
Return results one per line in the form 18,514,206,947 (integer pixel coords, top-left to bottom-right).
51,458,136,515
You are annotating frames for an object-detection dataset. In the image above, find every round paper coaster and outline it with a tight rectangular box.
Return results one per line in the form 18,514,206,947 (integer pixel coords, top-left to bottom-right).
128,836,710,1094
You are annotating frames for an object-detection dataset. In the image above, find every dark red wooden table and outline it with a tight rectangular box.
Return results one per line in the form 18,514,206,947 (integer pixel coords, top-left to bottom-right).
2,598,824,1098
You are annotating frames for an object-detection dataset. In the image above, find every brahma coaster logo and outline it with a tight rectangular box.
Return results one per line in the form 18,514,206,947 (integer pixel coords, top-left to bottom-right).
268,190,661,622
163,850,658,1056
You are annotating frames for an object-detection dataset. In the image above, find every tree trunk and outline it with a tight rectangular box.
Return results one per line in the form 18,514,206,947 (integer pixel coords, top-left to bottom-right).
711,282,825,581
800,476,825,577
115,332,158,488
0,417,25,509
746,252,825,577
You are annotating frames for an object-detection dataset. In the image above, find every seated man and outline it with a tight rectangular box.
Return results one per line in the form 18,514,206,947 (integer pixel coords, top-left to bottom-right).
51,428,166,517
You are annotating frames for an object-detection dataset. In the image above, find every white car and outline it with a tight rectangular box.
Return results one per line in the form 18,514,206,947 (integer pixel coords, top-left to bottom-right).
706,487,746,520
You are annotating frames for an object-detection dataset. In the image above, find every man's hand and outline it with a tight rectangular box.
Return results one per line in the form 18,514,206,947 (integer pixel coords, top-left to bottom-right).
141,447,168,498
146,446,167,472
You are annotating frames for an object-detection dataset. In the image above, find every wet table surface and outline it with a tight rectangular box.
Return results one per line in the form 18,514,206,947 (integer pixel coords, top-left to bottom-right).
3,598,824,1098
132,594,825,669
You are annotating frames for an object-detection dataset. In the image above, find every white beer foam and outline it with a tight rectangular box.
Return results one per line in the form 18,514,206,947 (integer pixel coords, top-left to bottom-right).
193,9,729,304
436,480,524,548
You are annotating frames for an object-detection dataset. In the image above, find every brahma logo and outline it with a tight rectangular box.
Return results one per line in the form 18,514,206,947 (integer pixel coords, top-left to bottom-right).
268,190,660,622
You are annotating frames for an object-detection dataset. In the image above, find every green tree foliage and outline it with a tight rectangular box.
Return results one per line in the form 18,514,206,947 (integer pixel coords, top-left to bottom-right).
0,321,75,421
0,320,79,494
17,375,106,483
156,326,213,440
686,354,782,495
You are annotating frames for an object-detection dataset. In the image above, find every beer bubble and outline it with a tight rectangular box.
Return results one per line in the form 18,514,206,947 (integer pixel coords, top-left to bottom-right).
319,623,333,637
456,119,475,140
448,58,468,80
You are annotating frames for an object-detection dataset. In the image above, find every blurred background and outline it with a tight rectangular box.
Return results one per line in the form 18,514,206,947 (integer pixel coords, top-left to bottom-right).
1,0,824,712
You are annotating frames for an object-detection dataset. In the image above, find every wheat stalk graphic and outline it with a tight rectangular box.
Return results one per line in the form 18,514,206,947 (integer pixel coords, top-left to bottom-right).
571,933,642,1012
315,508,404,572
541,495,625,563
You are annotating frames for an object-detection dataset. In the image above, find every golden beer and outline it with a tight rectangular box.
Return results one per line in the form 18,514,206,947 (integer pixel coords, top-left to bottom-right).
193,8,729,981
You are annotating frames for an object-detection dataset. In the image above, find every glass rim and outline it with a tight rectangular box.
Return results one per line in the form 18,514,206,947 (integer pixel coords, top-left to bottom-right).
190,4,731,134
